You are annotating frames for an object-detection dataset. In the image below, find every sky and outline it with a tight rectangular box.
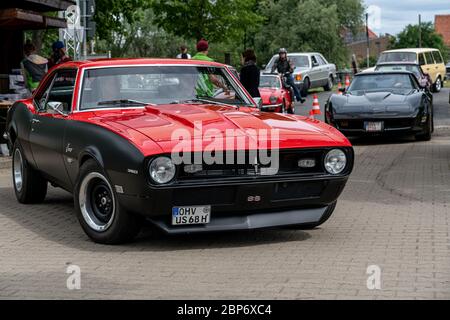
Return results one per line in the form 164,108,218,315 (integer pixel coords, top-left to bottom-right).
364,0,450,35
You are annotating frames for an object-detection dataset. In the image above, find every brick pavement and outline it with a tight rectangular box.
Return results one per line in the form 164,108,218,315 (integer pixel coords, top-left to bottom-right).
0,90,449,300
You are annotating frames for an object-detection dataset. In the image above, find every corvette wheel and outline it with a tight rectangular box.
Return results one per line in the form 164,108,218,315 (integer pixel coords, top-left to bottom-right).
284,201,337,230
74,159,142,244
12,140,47,204
415,115,432,141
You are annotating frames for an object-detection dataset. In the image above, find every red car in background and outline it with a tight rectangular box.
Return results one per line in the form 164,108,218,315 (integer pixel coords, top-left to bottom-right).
259,74,294,114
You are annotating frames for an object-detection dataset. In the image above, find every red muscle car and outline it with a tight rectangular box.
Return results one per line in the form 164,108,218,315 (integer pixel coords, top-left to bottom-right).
4,58,353,244
259,74,294,114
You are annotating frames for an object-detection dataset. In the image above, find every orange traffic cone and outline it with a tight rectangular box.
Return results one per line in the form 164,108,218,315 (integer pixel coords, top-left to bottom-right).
337,81,343,95
309,94,321,119
345,75,351,88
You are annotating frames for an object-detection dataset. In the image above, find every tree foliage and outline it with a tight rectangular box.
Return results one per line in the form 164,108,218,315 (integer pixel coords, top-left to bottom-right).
253,0,364,67
94,0,150,56
93,0,365,68
389,22,449,60
152,0,263,42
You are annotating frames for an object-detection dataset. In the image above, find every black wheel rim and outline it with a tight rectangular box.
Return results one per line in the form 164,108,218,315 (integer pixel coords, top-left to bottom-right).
90,182,114,223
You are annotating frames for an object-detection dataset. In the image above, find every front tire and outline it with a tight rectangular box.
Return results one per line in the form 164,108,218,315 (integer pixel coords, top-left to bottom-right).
301,78,310,97
415,114,432,141
12,140,47,204
74,159,142,244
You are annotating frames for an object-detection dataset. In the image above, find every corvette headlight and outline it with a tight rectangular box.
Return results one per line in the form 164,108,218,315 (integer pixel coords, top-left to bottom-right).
149,156,176,184
324,149,347,174
269,95,278,104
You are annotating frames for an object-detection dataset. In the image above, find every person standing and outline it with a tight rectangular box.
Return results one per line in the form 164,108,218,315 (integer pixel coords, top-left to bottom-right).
191,39,214,62
21,40,48,92
239,49,260,98
48,41,72,69
192,39,228,97
176,45,191,59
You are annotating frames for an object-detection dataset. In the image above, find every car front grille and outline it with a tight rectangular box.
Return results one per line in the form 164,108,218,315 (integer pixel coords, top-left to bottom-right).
337,118,414,130
175,149,338,182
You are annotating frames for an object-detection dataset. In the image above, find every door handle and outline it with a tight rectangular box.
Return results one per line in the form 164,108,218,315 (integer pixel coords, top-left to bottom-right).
31,119,40,124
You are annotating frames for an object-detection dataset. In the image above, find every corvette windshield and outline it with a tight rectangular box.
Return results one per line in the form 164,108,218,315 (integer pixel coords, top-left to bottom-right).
348,74,416,95
79,65,252,110
259,75,281,89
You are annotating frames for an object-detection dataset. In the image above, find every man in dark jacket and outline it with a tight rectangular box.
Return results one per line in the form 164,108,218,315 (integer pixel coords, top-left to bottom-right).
271,48,304,103
240,49,260,98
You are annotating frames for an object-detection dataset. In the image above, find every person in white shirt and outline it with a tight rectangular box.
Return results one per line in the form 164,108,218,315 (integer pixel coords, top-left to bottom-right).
176,45,191,59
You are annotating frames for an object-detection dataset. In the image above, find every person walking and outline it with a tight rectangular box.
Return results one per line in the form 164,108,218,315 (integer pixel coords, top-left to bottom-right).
176,45,191,59
48,41,72,69
21,40,48,92
239,49,260,98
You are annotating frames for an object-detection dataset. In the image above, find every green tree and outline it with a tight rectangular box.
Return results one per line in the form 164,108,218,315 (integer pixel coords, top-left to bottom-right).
94,0,150,56
253,0,364,67
151,0,263,42
389,22,449,60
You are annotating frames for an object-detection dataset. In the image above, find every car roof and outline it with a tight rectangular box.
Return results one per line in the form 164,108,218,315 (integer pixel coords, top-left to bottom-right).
355,71,414,76
376,62,420,67
381,48,440,54
54,58,225,69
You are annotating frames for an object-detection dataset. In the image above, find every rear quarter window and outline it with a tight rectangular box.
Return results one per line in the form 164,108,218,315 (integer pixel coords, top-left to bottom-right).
432,51,443,64
424,52,435,64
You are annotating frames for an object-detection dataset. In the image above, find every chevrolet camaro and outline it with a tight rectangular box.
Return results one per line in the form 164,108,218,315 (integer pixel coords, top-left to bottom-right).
4,59,353,244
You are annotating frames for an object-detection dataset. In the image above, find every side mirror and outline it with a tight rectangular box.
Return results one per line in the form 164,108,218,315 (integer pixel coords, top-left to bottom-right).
47,101,68,117
253,97,263,109
312,62,319,68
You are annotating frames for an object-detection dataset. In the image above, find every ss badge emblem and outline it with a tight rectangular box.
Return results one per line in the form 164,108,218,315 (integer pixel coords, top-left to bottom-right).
247,195,261,202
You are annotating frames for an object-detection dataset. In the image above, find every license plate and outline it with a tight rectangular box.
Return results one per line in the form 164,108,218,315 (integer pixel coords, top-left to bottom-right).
364,121,383,132
172,206,211,225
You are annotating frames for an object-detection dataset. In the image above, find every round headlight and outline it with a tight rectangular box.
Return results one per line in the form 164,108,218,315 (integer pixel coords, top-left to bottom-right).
269,95,278,104
324,149,347,174
149,156,176,184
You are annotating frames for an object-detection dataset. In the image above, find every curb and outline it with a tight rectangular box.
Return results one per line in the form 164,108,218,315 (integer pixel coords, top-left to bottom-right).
0,157,11,170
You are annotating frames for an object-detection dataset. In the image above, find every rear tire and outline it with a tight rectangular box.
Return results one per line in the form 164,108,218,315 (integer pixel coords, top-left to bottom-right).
12,140,47,204
432,76,442,93
324,76,333,91
74,159,142,244
284,201,337,230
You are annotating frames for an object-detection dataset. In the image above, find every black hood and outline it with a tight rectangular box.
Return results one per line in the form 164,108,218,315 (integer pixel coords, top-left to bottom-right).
331,91,421,117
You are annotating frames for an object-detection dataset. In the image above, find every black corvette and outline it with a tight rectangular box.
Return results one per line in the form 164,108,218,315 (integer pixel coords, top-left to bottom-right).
325,71,433,141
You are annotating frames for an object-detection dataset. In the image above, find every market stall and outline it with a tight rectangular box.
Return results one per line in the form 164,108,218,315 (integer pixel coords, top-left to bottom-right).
0,0,74,151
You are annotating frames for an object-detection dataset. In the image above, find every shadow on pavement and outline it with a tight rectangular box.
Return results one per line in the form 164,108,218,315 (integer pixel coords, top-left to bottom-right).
0,186,312,252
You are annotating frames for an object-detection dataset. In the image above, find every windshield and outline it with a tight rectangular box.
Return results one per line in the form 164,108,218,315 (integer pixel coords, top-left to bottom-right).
267,55,310,70
375,65,421,78
79,65,252,110
378,52,417,63
259,75,281,89
348,74,416,95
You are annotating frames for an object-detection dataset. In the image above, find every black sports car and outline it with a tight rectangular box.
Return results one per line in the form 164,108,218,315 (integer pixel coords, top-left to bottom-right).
325,71,433,141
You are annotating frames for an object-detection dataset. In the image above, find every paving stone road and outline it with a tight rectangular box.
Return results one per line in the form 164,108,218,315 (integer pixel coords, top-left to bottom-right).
0,88,449,299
